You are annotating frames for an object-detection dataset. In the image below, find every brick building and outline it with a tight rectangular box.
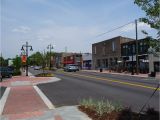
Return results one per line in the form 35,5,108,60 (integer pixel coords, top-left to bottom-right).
62,53,82,68
92,36,134,70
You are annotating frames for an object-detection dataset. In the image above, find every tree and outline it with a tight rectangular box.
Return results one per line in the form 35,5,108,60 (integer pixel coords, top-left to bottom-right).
134,0,160,54
29,52,47,66
0,56,8,66
13,55,21,70
134,0,160,34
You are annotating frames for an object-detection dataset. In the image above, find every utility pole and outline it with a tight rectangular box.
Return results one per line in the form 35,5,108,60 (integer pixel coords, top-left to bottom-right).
47,44,53,70
135,19,139,75
21,42,33,76
131,43,134,75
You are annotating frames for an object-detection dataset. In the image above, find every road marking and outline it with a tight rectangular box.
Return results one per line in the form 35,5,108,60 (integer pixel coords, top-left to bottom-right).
0,87,10,115
60,72,160,91
33,86,55,109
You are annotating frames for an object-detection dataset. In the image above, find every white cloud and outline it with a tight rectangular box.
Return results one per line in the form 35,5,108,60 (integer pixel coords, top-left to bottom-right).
12,26,31,33
121,22,151,32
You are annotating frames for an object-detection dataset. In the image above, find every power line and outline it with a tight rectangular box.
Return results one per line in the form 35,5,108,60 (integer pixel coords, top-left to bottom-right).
95,21,135,38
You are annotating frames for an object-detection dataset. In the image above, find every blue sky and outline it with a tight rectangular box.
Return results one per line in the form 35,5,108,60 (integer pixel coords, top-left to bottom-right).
1,0,157,58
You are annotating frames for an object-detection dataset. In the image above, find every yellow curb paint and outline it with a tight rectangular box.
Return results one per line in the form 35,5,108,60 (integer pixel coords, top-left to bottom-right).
60,71,160,91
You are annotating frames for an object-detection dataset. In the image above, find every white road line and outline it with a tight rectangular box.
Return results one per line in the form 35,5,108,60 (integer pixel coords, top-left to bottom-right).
33,86,55,109
0,87,10,115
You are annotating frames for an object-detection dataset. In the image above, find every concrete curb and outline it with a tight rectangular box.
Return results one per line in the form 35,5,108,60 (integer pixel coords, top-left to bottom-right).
0,87,10,115
33,77,61,85
33,86,55,110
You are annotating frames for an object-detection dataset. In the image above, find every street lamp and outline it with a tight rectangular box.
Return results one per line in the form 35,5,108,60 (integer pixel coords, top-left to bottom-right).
47,44,54,70
21,42,33,76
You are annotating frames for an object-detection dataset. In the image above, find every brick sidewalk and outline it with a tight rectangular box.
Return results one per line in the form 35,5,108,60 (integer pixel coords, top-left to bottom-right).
2,86,48,120
0,76,63,120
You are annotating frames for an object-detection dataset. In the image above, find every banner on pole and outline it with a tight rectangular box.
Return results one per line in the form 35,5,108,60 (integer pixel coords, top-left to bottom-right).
21,55,27,63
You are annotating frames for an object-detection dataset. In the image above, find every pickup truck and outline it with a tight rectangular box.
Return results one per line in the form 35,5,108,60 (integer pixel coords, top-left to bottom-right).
0,67,13,78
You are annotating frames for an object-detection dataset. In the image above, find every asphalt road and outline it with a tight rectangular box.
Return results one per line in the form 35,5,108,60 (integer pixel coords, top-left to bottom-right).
29,68,159,112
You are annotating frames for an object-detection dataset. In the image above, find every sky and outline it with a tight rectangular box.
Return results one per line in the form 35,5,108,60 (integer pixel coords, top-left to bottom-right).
1,0,157,58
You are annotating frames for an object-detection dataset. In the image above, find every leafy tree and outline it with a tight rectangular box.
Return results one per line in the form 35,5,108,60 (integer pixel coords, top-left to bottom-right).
134,0,160,55
0,56,5,66
13,55,21,70
134,0,160,34
29,52,43,66
0,56,8,66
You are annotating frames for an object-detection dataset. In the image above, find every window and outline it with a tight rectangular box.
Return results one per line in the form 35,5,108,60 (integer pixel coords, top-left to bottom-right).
94,46,97,54
102,46,105,55
132,44,135,54
112,41,115,51
140,42,143,52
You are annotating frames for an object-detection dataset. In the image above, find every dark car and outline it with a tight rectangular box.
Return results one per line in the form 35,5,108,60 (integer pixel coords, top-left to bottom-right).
0,67,13,78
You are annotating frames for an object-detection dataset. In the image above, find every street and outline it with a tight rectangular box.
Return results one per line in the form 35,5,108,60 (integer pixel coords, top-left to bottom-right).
29,68,159,112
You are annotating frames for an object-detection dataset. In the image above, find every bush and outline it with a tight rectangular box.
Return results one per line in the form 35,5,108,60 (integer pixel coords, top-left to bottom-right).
80,98,95,109
13,69,21,76
79,98,123,116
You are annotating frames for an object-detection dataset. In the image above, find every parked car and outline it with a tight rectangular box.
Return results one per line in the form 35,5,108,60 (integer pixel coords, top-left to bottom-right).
0,74,2,82
34,66,41,70
64,64,79,72
0,67,13,78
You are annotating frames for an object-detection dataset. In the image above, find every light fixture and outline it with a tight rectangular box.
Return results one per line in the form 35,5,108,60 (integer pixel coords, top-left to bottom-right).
21,46,24,51
30,46,33,51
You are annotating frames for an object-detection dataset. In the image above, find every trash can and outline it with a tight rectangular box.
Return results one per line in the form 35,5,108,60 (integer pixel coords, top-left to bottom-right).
100,68,103,72
149,71,156,77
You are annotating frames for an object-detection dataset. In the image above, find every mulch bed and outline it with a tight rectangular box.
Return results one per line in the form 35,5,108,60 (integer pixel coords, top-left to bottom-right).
78,106,159,120
35,73,54,77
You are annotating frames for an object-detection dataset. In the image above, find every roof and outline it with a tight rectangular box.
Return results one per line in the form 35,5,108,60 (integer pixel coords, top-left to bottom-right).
92,36,134,45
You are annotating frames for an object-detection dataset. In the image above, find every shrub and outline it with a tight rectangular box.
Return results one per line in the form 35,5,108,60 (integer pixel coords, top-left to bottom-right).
145,107,159,120
79,98,123,116
94,100,110,116
80,98,95,109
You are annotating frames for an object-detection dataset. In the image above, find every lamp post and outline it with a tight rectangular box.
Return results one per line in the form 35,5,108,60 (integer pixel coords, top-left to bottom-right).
47,44,54,70
21,42,33,76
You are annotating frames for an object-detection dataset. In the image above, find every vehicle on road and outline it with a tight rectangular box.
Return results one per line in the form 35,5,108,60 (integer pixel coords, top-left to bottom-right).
0,67,13,78
0,74,2,82
64,64,79,72
34,66,41,70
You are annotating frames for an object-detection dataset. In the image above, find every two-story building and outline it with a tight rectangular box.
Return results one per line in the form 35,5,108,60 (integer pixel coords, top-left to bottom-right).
92,36,134,70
